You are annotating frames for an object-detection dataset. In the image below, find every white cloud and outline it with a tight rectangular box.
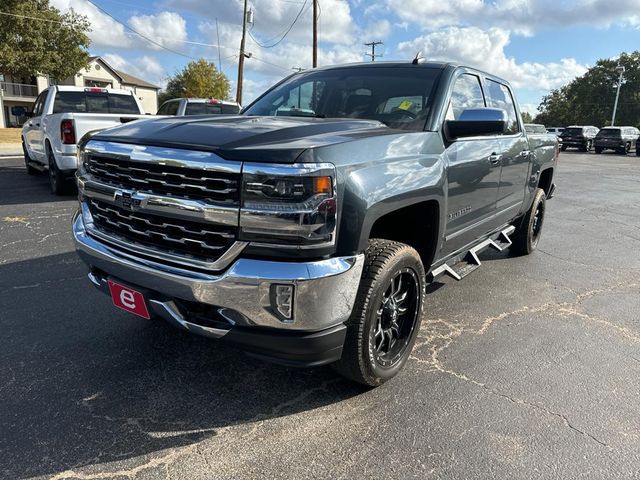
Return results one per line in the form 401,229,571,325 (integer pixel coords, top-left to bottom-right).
520,103,540,116
166,0,356,46
102,53,167,88
386,0,640,35
398,27,587,90
50,0,131,48
128,12,188,50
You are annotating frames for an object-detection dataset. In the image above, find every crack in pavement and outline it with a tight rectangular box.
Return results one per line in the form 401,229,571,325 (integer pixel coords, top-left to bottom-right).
49,378,342,479
409,278,640,450
0,276,86,296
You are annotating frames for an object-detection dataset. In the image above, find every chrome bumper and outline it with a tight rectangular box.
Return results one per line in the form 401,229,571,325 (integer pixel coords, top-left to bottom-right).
73,212,364,332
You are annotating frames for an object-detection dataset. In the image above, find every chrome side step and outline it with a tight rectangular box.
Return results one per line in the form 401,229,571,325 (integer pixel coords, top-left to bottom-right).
430,225,516,282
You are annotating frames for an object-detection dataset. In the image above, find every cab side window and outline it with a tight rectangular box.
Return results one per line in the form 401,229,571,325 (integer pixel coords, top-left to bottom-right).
157,101,179,115
32,90,48,116
445,74,485,121
486,80,520,135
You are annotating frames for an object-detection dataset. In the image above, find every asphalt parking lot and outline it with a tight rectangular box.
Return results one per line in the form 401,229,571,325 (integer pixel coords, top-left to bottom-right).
1,151,639,479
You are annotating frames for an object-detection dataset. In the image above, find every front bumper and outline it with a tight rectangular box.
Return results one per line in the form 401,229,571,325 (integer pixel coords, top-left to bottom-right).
73,212,364,365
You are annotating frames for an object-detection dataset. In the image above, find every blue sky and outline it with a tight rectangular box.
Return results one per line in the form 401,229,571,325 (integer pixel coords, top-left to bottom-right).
51,0,640,113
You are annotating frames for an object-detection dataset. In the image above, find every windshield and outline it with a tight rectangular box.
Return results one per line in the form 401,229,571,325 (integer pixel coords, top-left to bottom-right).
597,129,621,137
243,67,442,130
185,103,240,115
53,91,141,114
562,128,583,136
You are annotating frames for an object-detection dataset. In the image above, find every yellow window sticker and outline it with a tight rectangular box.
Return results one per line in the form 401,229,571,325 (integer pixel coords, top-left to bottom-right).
398,100,413,110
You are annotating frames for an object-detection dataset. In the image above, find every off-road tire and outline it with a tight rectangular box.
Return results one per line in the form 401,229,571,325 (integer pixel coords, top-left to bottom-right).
332,239,425,387
510,188,546,255
22,140,38,175
582,140,592,152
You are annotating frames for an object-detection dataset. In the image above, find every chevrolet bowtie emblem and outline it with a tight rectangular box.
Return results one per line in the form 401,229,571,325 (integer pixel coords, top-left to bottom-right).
114,190,144,211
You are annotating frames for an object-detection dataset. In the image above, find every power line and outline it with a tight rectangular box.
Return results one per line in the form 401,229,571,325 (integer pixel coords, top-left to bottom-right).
85,0,197,59
249,0,309,48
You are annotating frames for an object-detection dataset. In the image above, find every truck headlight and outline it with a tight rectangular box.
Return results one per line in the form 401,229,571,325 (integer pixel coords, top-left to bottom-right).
239,163,337,248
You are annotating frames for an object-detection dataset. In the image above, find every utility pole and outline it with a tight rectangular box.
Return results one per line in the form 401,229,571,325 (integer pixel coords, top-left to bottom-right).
611,64,625,127
215,18,222,73
312,0,318,68
364,41,383,62
236,0,249,105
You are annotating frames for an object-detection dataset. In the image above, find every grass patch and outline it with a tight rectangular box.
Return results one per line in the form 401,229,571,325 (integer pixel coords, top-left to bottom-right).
0,128,22,144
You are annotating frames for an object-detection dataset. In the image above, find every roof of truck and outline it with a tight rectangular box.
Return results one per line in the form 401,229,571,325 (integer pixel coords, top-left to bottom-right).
302,60,512,86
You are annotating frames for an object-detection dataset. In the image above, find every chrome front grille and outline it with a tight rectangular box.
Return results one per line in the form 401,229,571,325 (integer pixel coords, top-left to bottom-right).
88,199,237,263
84,154,240,204
79,141,246,270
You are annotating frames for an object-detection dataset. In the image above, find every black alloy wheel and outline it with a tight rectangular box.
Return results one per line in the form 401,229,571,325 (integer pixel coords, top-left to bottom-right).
372,268,420,368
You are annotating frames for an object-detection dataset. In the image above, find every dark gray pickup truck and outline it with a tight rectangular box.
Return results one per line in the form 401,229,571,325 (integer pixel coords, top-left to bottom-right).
73,61,558,386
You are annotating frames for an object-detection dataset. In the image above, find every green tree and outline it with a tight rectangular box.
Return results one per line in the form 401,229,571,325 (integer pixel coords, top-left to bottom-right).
536,51,640,127
520,111,534,124
0,0,90,80
159,59,230,104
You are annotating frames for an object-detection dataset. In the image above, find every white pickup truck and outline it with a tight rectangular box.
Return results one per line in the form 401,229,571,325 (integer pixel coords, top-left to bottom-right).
21,86,151,194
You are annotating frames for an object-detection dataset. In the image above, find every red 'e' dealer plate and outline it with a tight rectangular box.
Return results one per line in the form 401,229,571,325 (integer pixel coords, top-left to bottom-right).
107,280,151,319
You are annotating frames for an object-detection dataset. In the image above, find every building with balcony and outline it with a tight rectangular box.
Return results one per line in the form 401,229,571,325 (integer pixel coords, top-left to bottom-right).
0,56,160,128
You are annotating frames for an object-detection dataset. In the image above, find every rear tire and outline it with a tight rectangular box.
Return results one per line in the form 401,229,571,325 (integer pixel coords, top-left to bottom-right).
595,146,603,154
22,140,38,175
47,143,73,196
560,145,567,152
332,239,425,387
510,188,546,256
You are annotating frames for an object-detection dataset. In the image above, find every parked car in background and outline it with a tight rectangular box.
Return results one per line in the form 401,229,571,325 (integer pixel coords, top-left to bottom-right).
594,126,640,155
636,137,640,156
524,123,547,134
73,61,558,386
156,98,241,116
560,126,599,152
546,127,565,139
21,86,151,195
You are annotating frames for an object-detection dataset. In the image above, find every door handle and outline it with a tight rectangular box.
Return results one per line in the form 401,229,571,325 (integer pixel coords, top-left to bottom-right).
488,153,502,165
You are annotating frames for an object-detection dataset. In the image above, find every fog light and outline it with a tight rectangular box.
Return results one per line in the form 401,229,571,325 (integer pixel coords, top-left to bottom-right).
272,284,294,321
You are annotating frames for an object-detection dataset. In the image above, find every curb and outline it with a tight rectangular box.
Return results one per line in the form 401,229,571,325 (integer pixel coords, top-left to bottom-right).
0,152,22,157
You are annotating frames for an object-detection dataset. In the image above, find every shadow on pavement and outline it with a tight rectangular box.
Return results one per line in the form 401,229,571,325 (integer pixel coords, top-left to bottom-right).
0,252,365,478
0,157,77,206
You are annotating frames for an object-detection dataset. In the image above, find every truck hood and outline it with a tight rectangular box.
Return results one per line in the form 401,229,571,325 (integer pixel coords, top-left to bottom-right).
89,115,394,163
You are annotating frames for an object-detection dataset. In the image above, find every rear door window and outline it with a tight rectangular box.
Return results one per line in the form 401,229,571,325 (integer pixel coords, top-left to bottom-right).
32,90,48,116
485,79,520,134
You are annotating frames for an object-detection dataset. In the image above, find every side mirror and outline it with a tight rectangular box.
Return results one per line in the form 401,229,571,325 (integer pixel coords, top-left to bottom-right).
446,108,507,140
